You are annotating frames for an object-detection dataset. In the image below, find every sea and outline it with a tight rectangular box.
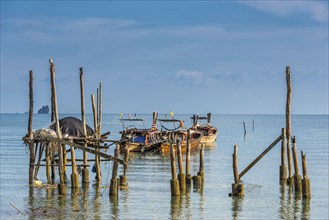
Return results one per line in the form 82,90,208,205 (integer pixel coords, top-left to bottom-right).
0,113,328,219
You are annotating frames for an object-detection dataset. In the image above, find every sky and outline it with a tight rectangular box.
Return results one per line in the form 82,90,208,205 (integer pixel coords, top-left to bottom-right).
1,0,328,114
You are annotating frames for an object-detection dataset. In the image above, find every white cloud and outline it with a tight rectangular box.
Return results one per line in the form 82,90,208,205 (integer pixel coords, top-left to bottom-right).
239,1,328,23
175,70,204,84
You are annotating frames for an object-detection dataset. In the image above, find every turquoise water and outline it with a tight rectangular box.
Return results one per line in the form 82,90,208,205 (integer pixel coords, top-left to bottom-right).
0,114,328,219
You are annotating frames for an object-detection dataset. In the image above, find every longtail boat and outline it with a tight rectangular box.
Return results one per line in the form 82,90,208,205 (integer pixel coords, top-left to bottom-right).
190,112,218,144
119,112,165,152
157,118,202,154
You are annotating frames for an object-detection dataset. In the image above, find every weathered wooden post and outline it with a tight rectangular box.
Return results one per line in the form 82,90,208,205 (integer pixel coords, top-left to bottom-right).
185,129,192,185
28,70,36,185
176,139,186,193
91,93,101,182
33,143,45,180
230,144,244,197
198,144,205,184
301,151,311,199
280,128,287,185
286,66,294,185
243,122,246,136
110,145,120,197
50,59,66,195
292,136,302,192
80,67,89,184
70,137,79,188
120,148,129,190
252,120,255,131
45,143,51,184
170,133,180,196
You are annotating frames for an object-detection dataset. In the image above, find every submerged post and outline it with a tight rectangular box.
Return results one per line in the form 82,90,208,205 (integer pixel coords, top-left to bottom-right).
50,59,66,195
176,139,186,193
301,151,311,199
292,136,302,192
230,144,244,197
45,143,51,184
280,128,287,185
170,134,180,196
80,67,89,184
198,144,205,183
243,122,246,136
28,70,35,185
285,66,294,185
185,129,192,185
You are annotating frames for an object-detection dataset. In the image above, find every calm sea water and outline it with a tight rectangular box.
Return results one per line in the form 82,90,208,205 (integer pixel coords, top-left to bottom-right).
0,114,328,219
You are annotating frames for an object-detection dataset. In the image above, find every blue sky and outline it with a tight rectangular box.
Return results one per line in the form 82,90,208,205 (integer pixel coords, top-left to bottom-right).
1,1,328,114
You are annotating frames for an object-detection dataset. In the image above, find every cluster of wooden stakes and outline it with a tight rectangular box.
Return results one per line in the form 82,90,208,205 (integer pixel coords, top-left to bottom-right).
229,66,311,199
22,60,311,202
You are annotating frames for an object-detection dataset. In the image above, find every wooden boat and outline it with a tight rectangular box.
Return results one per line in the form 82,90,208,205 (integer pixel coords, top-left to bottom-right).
119,112,165,152
157,118,202,154
190,113,218,144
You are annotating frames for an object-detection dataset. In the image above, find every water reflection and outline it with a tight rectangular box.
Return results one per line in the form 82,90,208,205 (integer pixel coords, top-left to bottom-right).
231,197,244,220
170,196,182,219
279,185,310,219
109,195,119,219
93,183,101,220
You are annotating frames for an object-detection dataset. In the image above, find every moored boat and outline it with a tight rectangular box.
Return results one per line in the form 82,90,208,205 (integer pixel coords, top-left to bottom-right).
119,112,164,152
157,118,202,154
190,113,218,144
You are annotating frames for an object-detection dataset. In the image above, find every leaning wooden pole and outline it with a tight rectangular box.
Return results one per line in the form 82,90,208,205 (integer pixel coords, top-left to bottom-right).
292,136,302,192
239,135,282,179
285,66,294,185
80,67,89,184
280,128,287,185
50,59,66,194
97,83,102,181
28,70,35,185
91,94,101,182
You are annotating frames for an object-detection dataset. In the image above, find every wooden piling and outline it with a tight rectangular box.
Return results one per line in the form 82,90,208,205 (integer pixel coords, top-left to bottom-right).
252,120,255,131
120,148,129,189
33,143,45,180
91,94,101,182
170,139,180,196
285,66,294,185
280,128,287,185
176,139,186,192
45,143,51,184
185,129,192,185
70,137,79,188
198,144,205,183
301,151,311,199
28,70,35,185
230,144,244,197
50,59,66,194
110,145,120,196
243,122,246,136
292,136,302,192
80,67,89,184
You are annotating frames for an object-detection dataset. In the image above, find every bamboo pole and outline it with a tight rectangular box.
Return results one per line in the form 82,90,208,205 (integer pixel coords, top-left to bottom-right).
198,144,205,183
70,136,79,188
80,67,89,184
49,59,66,194
120,148,129,189
91,94,101,182
176,139,186,192
239,135,282,179
33,143,45,180
301,151,311,199
97,83,102,182
280,128,287,185
28,70,35,185
292,136,302,191
185,129,192,185
286,66,294,185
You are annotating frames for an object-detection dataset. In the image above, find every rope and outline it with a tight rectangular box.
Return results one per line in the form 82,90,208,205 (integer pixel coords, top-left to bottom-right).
101,160,111,196
160,125,181,131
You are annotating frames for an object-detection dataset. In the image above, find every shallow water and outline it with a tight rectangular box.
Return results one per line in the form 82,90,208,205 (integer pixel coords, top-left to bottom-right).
0,114,328,219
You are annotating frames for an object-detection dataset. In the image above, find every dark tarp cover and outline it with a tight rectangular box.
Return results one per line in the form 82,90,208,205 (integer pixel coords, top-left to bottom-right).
50,117,94,137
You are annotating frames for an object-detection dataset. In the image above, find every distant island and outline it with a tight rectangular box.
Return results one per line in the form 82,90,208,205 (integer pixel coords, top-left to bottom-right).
38,105,49,114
